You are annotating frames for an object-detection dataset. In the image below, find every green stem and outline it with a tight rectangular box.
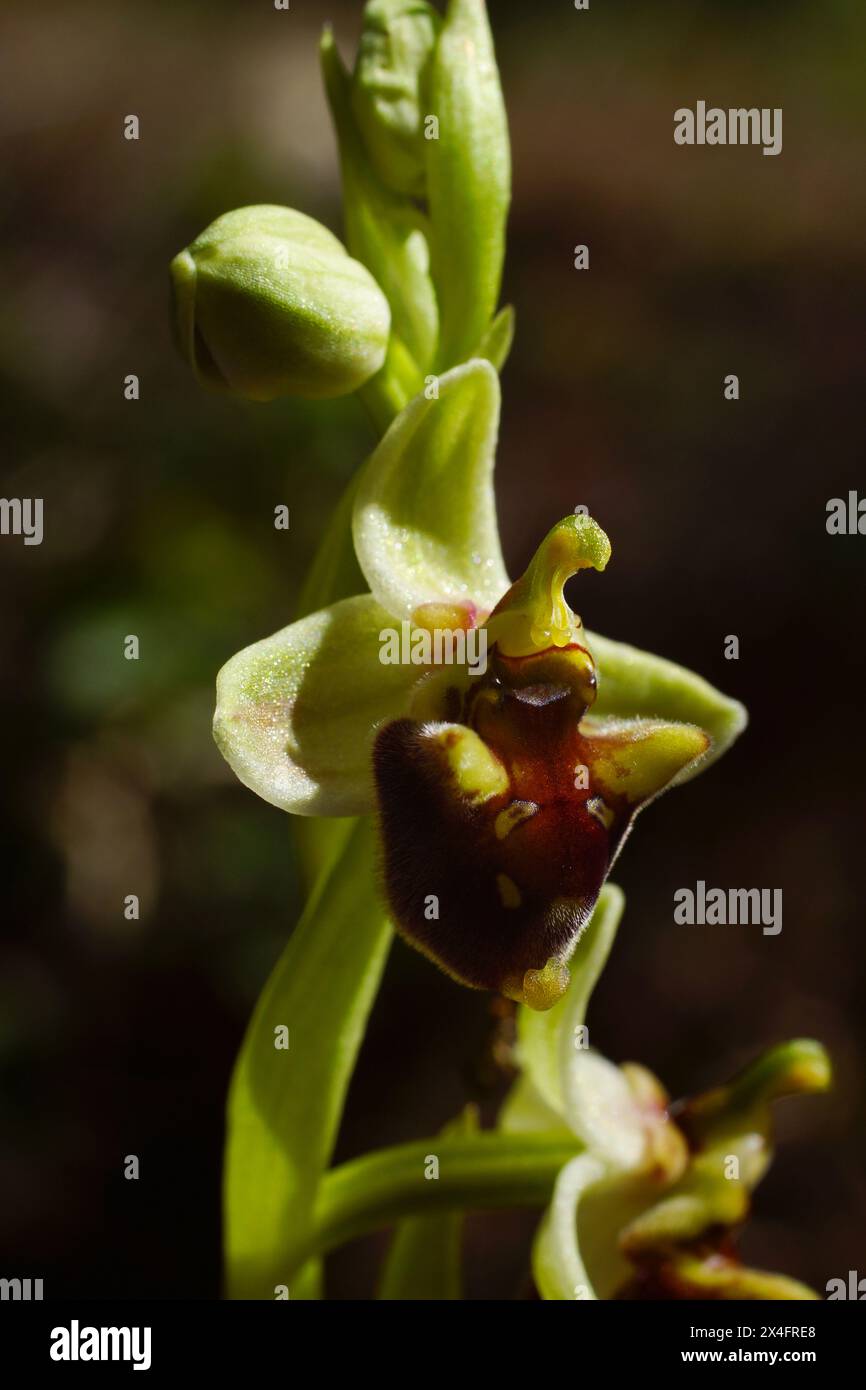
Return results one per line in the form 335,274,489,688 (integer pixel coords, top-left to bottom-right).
286,1132,581,1282
359,358,412,435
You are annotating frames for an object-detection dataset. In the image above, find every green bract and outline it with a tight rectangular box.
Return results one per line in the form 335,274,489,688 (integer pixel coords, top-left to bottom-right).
170,205,391,401
501,888,831,1300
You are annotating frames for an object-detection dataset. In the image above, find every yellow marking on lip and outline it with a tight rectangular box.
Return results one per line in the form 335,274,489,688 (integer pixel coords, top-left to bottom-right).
494,799,539,841
496,873,522,909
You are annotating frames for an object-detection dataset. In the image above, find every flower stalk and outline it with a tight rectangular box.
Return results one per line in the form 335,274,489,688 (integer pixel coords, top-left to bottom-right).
284,1132,581,1284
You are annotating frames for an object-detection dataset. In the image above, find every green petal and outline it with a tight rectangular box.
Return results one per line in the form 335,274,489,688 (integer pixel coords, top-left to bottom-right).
224,819,392,1299
561,1051,651,1173
378,1206,463,1301
581,717,711,808
684,1038,832,1139
587,630,747,776
353,359,508,620
214,593,420,816
532,1153,607,1301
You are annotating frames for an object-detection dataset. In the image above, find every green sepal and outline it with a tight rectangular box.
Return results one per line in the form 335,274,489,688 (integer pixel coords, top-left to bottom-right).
214,593,420,817
353,359,508,620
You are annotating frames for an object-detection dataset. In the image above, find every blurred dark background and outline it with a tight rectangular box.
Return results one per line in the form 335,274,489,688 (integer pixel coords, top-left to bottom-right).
1,0,864,1299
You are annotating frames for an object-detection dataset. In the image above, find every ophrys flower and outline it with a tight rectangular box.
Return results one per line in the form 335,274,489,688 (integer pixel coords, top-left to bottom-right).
501,887,831,1298
214,361,746,1008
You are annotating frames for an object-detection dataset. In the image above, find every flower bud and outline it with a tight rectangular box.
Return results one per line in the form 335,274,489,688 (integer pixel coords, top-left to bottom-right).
351,0,441,198
170,205,391,401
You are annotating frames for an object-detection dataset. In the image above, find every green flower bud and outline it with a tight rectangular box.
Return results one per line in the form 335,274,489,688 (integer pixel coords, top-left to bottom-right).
170,205,391,402
351,0,441,198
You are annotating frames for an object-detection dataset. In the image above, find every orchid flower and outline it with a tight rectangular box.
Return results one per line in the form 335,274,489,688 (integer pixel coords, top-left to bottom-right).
214,359,745,1010
501,886,831,1299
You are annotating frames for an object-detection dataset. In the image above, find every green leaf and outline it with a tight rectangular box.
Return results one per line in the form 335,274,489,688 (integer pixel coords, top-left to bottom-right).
214,593,420,816
588,631,747,778
353,359,509,620
322,27,439,382
293,817,356,895
224,818,392,1299
476,303,515,371
378,1210,463,1300
427,0,510,370
378,1106,478,1300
